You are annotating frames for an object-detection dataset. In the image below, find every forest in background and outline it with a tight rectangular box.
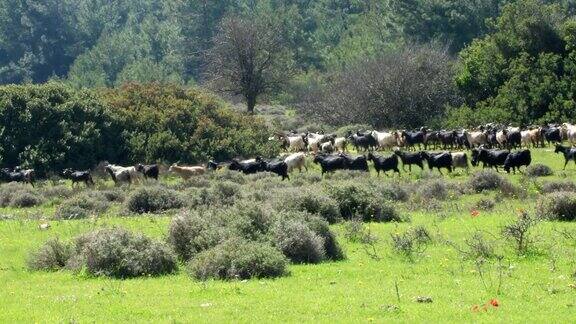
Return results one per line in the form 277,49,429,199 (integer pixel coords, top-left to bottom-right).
2,0,576,128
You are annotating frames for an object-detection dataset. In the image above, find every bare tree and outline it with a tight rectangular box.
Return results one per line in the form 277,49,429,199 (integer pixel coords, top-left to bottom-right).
204,14,294,114
298,43,462,129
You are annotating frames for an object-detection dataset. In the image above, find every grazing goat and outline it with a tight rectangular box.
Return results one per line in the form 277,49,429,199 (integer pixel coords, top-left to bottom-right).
554,144,576,170
62,169,94,187
284,153,307,173
169,164,206,180
465,130,488,148
503,150,532,174
393,150,425,172
262,159,290,180
228,159,266,175
136,164,159,180
367,152,400,176
401,129,427,150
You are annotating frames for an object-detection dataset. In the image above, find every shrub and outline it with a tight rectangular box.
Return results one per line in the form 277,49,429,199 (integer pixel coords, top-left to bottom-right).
190,181,242,207
273,189,341,223
468,170,510,192
187,238,288,280
27,238,72,271
302,215,345,261
541,181,576,194
99,188,126,202
327,182,401,222
54,193,109,219
41,185,74,200
376,182,410,202
462,232,496,259
416,179,448,200
9,191,43,208
125,186,185,214
502,212,537,255
390,226,431,259
167,210,225,261
474,198,496,211
536,192,576,221
0,183,38,207
272,219,325,264
77,228,177,278
525,164,553,177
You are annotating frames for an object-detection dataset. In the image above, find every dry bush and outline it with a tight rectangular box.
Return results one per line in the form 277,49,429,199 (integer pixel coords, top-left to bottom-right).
27,238,71,271
125,186,185,214
536,192,576,221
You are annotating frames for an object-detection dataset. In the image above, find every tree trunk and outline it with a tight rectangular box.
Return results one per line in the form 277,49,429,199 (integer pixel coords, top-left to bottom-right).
246,94,257,114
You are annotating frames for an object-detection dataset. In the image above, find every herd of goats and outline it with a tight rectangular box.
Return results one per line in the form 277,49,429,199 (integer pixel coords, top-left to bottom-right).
1,123,576,187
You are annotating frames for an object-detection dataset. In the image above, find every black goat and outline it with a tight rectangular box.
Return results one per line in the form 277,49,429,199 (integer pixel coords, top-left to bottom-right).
338,153,369,172
554,144,576,170
503,150,532,174
313,154,347,175
62,169,94,187
135,164,159,180
367,153,400,176
422,152,453,175
0,168,35,187
393,150,425,172
471,148,510,172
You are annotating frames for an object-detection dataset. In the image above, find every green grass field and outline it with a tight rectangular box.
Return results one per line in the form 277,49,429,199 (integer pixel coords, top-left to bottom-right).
1,148,576,323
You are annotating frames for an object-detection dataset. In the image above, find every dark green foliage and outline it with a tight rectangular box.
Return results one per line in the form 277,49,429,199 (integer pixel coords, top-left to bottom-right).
27,238,72,271
536,192,576,221
187,238,288,280
451,0,576,126
0,83,275,173
125,186,185,214
327,182,401,222
75,228,177,278
0,83,122,175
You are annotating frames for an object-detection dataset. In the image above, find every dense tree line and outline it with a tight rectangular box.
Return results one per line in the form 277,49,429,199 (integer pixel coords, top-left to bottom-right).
2,0,576,127
0,83,276,175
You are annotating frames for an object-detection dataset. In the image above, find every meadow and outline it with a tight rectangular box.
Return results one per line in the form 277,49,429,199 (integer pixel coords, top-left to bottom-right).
1,148,576,323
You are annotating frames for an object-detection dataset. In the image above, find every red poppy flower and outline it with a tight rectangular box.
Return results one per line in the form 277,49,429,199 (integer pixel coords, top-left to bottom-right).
489,299,499,307
470,209,480,218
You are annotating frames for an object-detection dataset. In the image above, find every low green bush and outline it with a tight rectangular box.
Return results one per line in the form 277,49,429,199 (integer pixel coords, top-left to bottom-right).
536,192,576,221
75,228,178,278
167,211,225,261
187,238,288,280
27,238,72,271
54,192,109,219
125,186,185,214
525,164,553,177
272,219,326,264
